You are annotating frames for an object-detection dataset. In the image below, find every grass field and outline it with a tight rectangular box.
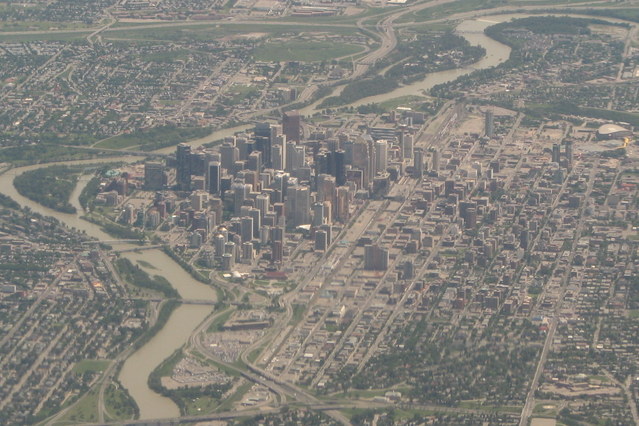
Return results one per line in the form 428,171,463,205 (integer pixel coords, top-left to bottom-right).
72,359,111,374
141,49,193,63
57,388,100,423
0,21,96,32
289,304,306,325
254,40,364,62
0,31,91,42
215,380,252,412
207,307,234,332
183,395,222,416
102,22,360,43
226,84,261,105
93,125,210,150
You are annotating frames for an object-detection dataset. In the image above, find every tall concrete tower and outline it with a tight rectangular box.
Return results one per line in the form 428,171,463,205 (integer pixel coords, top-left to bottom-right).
485,109,494,138
375,139,388,175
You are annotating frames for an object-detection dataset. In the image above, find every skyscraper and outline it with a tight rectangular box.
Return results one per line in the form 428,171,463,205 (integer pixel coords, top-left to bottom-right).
220,143,239,173
403,133,414,160
413,148,425,179
364,244,389,270
144,161,165,190
334,149,346,186
176,144,192,191
335,186,350,223
565,139,574,169
432,150,440,171
552,143,561,164
485,109,494,138
317,174,336,205
207,162,221,195
312,202,326,227
286,185,311,227
254,122,277,168
282,110,301,143
240,216,254,242
375,139,388,175
352,141,370,188
232,182,251,214
271,143,285,171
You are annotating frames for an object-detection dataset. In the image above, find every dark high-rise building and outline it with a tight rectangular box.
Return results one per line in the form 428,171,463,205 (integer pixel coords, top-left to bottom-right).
240,216,254,242
485,109,494,138
282,110,301,143
254,122,275,168
316,150,330,176
465,207,477,229
271,240,283,263
520,230,530,249
144,161,165,190
364,244,389,270
432,150,440,171
565,139,574,169
220,176,232,199
190,152,207,176
334,149,346,186
552,143,561,164
176,143,192,191
413,148,425,178
445,179,456,197
207,162,221,195
315,230,328,251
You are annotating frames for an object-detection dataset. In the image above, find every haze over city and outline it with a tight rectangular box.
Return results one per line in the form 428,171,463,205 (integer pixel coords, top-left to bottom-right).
1,0,639,425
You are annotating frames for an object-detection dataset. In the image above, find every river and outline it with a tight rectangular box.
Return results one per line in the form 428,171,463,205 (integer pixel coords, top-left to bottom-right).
300,16,513,115
0,14,515,421
0,159,216,419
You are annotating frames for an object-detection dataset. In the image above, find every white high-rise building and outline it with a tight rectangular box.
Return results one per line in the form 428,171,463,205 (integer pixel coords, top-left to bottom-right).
375,140,388,174
286,185,311,227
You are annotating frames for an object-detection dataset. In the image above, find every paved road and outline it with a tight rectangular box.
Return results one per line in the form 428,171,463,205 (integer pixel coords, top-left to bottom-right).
519,161,598,425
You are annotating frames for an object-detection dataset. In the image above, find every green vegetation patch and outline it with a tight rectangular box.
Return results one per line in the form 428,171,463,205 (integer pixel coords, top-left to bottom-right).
399,0,507,24
14,165,81,213
0,144,109,166
72,359,110,374
319,76,399,108
524,102,639,127
94,125,211,151
207,307,234,332
56,388,100,423
0,194,20,210
141,49,193,63
0,21,96,32
103,23,359,43
569,8,639,25
104,383,138,421
115,258,179,298
223,84,261,107
215,380,252,412
254,40,364,62
0,31,91,42
289,303,306,325
79,176,101,210
83,213,146,241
